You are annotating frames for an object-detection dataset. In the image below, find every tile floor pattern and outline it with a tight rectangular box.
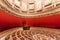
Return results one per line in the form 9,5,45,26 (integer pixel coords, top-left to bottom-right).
3,30,60,40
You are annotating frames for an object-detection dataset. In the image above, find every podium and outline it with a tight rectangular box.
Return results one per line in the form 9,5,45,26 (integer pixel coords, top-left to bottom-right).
22,21,30,30
23,27,30,30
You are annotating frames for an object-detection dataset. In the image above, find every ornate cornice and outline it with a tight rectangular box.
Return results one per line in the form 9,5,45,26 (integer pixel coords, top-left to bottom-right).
0,0,60,18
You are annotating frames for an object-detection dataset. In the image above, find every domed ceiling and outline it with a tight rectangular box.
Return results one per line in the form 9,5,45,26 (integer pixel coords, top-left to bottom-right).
0,0,60,17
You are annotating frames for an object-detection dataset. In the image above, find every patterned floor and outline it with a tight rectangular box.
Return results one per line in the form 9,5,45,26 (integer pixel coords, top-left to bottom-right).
3,30,60,40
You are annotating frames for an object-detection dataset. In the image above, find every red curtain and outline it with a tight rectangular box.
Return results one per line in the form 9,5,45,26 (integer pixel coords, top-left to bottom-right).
0,9,60,31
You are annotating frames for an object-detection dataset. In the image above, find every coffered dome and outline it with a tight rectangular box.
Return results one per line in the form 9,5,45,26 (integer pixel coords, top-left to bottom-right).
0,0,60,17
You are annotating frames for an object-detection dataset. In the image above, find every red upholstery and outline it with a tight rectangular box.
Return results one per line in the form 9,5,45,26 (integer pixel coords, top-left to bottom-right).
0,9,60,31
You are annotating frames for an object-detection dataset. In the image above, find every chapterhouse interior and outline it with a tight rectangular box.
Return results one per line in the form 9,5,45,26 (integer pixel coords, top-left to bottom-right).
0,0,60,40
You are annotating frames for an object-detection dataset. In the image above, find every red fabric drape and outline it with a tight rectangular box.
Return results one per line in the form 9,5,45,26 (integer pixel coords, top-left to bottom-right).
0,9,60,31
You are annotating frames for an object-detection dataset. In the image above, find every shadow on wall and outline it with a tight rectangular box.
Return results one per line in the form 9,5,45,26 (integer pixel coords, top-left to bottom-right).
0,24,20,32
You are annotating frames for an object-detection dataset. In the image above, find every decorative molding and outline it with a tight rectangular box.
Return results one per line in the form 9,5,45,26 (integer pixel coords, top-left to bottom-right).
0,0,60,18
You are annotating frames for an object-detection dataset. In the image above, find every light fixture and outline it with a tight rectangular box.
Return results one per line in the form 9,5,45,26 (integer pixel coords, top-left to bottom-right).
0,0,60,17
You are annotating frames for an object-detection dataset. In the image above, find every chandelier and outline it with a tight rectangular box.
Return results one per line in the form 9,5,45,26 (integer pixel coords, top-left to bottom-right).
0,0,60,17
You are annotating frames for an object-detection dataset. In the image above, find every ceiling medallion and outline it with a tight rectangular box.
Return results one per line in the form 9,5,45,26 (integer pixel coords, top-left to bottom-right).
0,0,60,17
